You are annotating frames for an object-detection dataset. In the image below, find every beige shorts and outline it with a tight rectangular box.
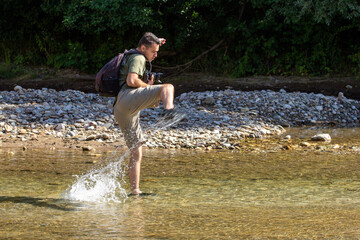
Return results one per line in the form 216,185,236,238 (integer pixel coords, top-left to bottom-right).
114,85,162,148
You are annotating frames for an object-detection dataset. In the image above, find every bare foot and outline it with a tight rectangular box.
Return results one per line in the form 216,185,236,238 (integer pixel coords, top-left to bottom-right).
130,188,143,195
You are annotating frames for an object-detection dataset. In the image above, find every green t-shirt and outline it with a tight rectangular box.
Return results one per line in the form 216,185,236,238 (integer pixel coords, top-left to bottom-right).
119,50,146,87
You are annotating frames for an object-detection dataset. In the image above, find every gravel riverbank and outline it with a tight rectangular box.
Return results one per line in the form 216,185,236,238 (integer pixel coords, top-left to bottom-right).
0,86,359,150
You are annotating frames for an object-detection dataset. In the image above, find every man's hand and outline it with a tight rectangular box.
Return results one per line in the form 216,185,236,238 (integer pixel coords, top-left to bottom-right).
159,38,166,46
147,79,154,85
147,74,155,85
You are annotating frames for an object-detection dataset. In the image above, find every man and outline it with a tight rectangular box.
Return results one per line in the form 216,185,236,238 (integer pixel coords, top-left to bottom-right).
114,32,181,195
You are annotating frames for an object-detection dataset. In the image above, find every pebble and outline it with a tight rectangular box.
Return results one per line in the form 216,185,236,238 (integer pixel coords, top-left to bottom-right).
54,123,65,131
0,86,359,149
18,129,27,135
284,135,291,140
86,135,97,141
333,144,340,149
311,133,332,143
299,142,311,147
4,125,13,133
82,146,94,151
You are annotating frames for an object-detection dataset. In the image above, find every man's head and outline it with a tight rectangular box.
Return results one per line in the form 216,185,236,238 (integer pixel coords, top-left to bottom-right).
137,32,161,62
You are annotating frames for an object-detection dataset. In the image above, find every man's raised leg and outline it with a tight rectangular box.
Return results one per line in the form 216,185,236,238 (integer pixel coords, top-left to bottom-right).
158,83,186,121
159,83,174,109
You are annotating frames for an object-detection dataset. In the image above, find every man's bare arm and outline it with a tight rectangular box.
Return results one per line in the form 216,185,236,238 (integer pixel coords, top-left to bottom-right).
126,73,154,88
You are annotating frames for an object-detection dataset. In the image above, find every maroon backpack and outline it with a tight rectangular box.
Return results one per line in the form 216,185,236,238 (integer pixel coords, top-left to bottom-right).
95,49,145,97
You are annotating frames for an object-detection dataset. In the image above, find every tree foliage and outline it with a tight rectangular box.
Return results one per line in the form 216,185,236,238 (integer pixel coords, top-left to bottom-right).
1,0,360,76
262,0,360,25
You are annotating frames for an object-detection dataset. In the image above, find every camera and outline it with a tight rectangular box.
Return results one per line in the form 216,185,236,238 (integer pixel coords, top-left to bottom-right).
144,70,163,83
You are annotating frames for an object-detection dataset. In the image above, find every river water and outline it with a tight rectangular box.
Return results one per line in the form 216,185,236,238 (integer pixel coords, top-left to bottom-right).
1,127,360,239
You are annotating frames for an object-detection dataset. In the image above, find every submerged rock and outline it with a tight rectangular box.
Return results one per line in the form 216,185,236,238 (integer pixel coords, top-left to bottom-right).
299,142,311,147
311,134,332,143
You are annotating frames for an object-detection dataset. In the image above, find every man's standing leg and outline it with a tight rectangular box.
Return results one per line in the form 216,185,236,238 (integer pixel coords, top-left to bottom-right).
114,106,146,195
129,143,143,195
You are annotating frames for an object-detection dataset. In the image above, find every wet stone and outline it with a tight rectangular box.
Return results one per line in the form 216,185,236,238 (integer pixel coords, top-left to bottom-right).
284,135,291,140
311,134,332,143
299,142,311,147
86,135,97,141
18,129,27,135
82,146,94,151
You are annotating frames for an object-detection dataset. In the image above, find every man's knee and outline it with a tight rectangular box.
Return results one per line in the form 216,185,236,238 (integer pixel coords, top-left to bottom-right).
130,141,144,151
161,83,174,92
130,143,143,157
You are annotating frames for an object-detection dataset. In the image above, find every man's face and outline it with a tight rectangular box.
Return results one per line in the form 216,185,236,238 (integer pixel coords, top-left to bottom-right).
140,43,159,62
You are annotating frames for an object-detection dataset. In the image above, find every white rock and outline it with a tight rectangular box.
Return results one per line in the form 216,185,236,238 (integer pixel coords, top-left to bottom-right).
240,107,249,113
311,133,331,143
86,135,96,141
67,131,77,137
97,133,110,140
4,124,13,132
56,132,63,138
315,106,323,111
338,92,344,101
203,96,215,105
54,123,65,131
300,142,311,147
284,135,291,140
64,104,72,111
14,85,23,92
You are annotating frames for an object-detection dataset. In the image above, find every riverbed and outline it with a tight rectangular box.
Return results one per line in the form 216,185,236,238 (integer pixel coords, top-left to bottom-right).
1,127,359,239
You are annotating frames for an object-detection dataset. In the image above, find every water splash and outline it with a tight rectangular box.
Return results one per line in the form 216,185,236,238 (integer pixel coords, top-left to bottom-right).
152,113,185,130
62,149,130,203
62,111,185,203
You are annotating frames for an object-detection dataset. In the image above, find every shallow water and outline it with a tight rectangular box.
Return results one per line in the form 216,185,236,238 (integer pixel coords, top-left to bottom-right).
1,128,360,239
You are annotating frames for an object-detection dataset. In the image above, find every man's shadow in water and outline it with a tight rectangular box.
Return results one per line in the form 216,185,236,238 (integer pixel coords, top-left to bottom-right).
0,196,82,211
